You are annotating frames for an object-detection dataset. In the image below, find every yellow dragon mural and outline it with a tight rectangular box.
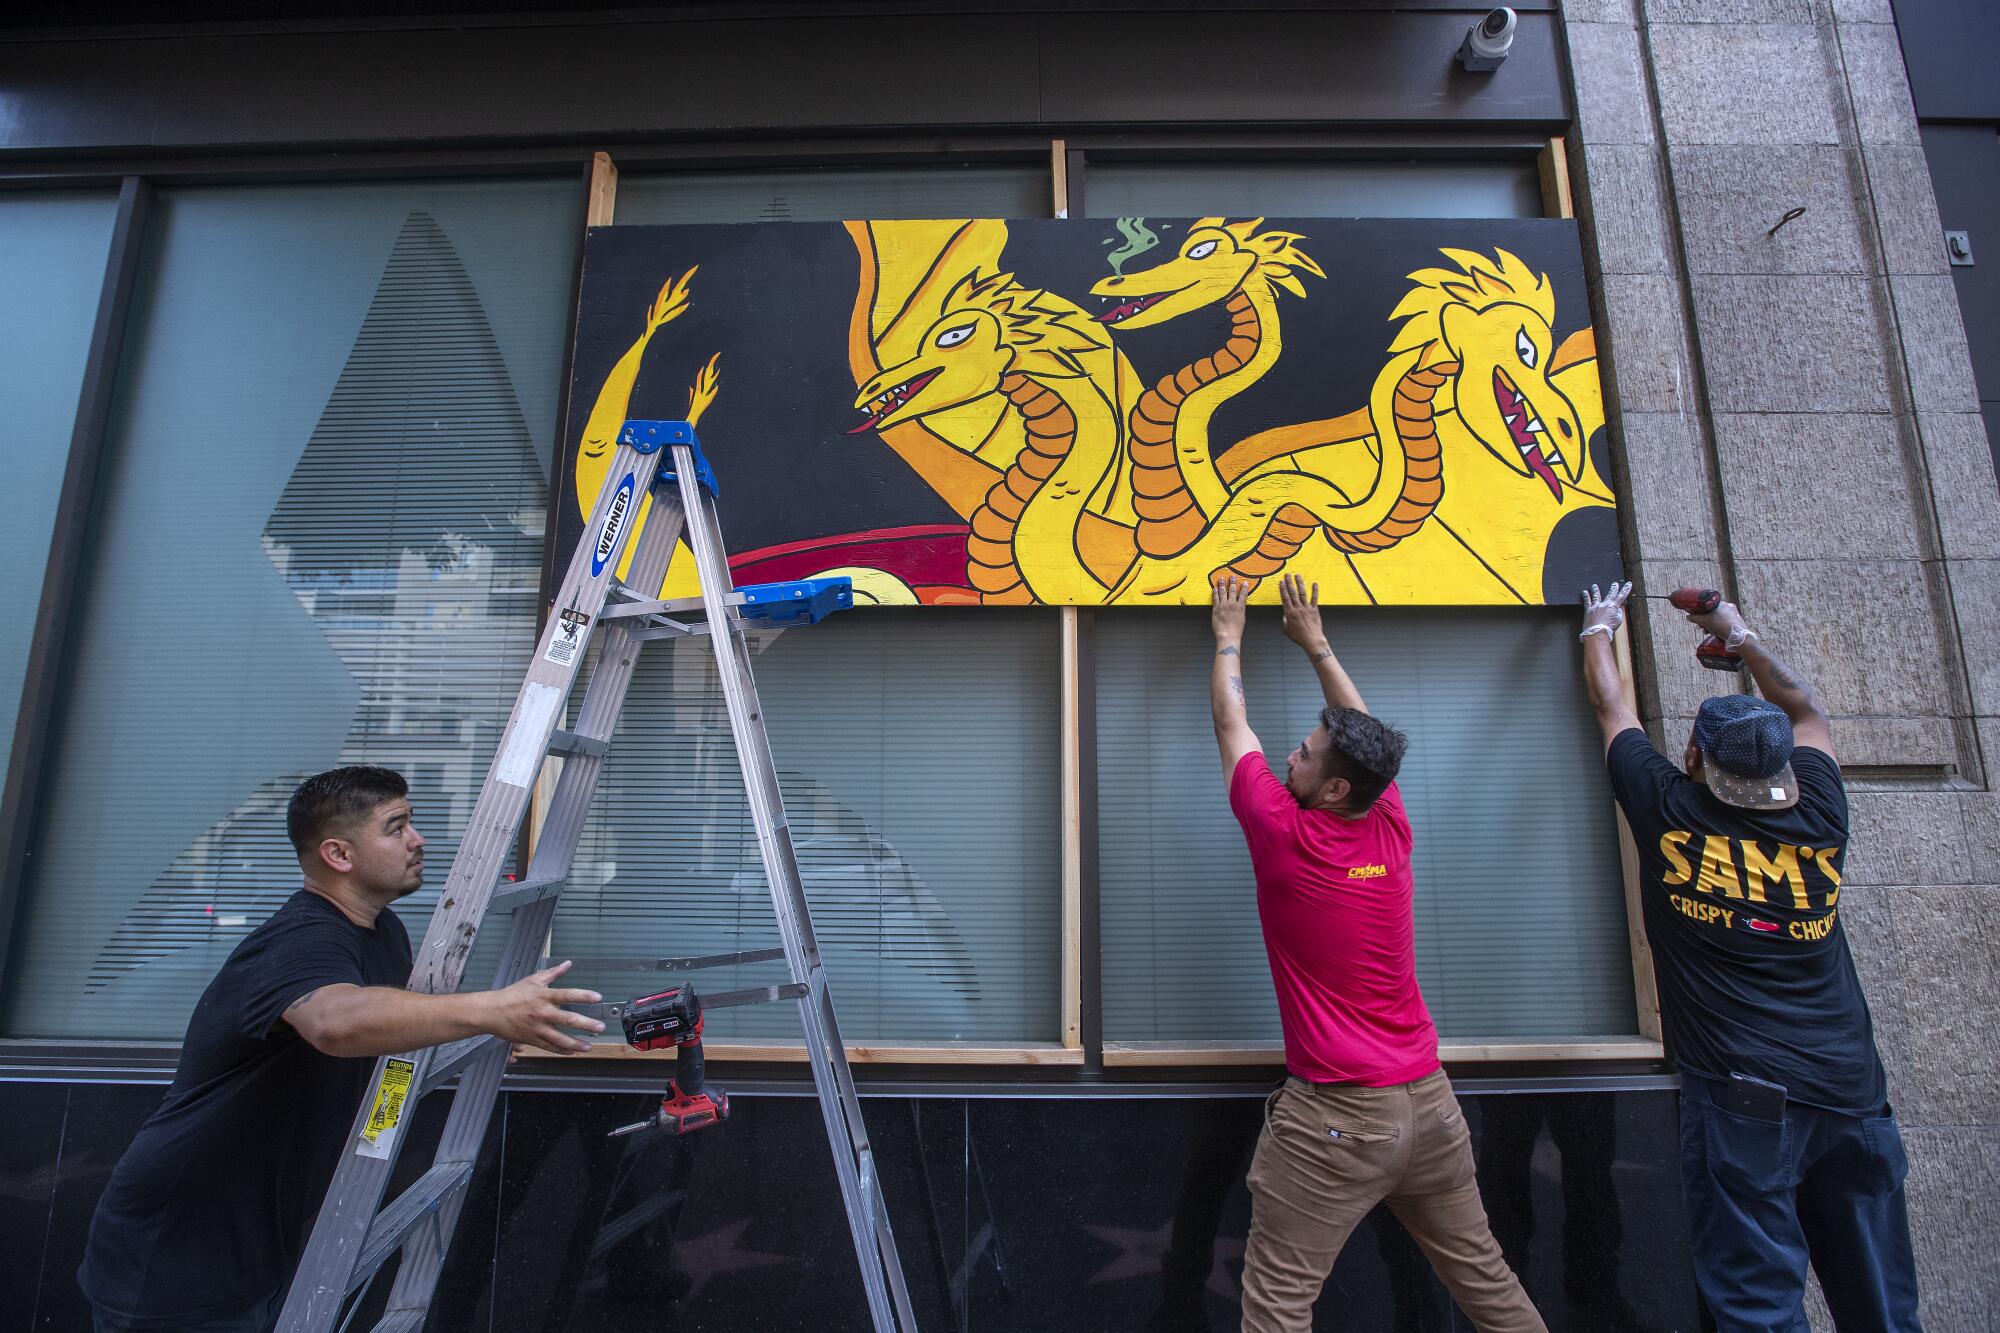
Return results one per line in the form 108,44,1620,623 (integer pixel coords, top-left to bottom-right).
1213,244,1616,603
565,217,1618,608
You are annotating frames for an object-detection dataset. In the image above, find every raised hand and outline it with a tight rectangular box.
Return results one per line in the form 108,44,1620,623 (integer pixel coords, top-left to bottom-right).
1279,573,1328,653
1579,581,1633,641
1211,573,1249,643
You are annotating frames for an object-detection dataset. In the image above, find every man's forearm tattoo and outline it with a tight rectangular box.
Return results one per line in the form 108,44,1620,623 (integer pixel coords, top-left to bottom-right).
1228,675,1246,702
1216,645,1240,658
1764,651,1807,691
1309,648,1334,664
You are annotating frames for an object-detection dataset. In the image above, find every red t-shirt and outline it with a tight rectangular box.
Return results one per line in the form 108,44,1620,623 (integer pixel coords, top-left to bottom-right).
1229,752,1441,1086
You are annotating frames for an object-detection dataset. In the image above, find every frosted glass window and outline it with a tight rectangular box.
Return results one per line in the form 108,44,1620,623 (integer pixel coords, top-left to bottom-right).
552,612,1061,1043
617,166,1051,224
0,191,119,767
1084,161,1544,220
4,178,581,1039
1097,609,1637,1043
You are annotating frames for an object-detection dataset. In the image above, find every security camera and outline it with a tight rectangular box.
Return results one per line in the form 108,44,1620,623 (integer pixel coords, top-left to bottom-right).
1457,7,1516,72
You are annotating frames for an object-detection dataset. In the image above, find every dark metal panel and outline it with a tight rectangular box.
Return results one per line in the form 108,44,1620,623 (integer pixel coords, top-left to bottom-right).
1892,0,2000,123
1,10,1565,160
1921,124,2000,480
1039,9,1568,127
0,177,153,996
0,16,1042,155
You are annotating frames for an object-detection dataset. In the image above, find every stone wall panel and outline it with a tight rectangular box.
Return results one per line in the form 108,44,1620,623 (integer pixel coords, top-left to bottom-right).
1920,413,2000,558
1669,143,1869,276
1732,558,1952,727
1709,411,1920,560
1689,274,1893,412
1888,275,1983,416
1649,22,1842,146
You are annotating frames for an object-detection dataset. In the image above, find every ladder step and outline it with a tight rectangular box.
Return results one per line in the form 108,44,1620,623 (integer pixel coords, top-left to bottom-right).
418,1036,500,1098
489,874,564,916
546,728,609,759
351,1162,474,1296
738,577,853,628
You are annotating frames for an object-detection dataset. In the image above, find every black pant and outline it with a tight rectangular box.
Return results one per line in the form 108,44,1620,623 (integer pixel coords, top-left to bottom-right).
1678,1073,1922,1332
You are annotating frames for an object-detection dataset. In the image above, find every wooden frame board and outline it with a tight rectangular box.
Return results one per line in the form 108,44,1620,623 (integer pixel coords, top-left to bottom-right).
524,138,1663,1073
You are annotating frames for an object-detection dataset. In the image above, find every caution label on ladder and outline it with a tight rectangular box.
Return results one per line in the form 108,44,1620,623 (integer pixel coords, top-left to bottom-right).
357,1057,416,1160
544,607,590,666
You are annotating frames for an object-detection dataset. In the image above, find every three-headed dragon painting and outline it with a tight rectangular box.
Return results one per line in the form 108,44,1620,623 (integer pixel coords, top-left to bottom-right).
561,216,1623,607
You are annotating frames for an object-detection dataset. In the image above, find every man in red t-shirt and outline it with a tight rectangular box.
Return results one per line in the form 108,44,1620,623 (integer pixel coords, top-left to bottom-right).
1212,574,1544,1333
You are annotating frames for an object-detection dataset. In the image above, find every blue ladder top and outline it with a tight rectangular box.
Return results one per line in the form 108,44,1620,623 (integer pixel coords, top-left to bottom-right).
619,418,718,497
737,577,853,628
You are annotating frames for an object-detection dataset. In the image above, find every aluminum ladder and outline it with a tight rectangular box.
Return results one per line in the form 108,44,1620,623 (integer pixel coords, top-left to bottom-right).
276,419,919,1333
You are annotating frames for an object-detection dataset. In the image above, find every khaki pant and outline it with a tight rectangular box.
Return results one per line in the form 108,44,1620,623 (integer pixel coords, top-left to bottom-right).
1241,1070,1547,1333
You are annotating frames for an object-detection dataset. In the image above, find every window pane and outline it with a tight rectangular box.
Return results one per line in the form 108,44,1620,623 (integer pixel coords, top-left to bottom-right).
1083,161,1544,220
617,165,1051,224
552,611,1061,1043
0,191,119,767
3,178,581,1039
1097,609,1637,1042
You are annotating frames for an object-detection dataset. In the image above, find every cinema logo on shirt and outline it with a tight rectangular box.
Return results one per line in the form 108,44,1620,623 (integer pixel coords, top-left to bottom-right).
1347,864,1389,879
1657,832,1845,941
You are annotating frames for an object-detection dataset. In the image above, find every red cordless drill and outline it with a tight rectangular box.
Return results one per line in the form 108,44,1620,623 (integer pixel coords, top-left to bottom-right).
608,984,730,1137
1667,588,1744,673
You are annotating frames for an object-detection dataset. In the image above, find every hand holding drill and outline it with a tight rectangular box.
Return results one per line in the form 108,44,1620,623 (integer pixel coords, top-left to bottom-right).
1666,588,1756,672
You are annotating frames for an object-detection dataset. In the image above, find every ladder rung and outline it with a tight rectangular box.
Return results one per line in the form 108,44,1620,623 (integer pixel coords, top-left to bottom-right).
551,946,788,973
546,728,609,759
599,591,748,620
351,1161,473,1295
489,874,564,916
634,622,707,641
418,1036,499,1098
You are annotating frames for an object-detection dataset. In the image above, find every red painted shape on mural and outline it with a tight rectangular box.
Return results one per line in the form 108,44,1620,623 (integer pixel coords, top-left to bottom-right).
729,523,974,598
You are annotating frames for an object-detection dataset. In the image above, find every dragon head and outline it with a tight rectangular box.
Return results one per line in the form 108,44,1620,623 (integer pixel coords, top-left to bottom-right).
1089,217,1323,329
850,270,1105,434
1392,247,1583,501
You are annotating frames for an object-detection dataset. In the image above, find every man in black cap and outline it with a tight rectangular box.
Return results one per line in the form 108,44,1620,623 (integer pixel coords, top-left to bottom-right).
1576,584,1921,1333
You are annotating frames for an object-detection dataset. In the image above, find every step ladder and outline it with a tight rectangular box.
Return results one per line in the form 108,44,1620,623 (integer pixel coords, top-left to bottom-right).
276,419,919,1333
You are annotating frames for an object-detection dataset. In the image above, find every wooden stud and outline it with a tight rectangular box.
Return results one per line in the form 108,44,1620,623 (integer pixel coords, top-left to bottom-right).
586,150,619,227
1539,135,1574,219
1061,607,1082,1050
530,151,620,873
522,1041,1088,1066
1614,621,1663,1041
1051,137,1070,219
1101,1037,1666,1068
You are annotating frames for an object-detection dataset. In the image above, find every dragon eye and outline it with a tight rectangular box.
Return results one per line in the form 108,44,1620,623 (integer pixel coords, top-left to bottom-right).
1185,239,1220,260
934,321,977,349
1516,328,1538,369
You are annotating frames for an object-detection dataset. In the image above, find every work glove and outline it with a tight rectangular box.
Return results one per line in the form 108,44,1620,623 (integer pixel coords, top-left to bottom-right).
1579,581,1633,641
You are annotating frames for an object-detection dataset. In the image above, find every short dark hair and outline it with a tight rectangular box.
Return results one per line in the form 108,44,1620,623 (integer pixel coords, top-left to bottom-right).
1315,707,1408,811
287,766,409,858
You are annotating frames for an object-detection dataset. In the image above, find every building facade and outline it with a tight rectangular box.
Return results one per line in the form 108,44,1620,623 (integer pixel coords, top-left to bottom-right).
1,2,1994,1329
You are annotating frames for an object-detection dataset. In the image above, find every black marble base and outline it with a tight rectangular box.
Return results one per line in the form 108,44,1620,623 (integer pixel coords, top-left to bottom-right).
1,1079,1700,1331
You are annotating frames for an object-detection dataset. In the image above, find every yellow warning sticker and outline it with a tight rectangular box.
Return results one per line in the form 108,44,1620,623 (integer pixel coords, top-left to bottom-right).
357,1057,416,1159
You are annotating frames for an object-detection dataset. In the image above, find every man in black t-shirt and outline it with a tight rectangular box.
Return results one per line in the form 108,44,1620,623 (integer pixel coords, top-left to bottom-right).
1576,585,1921,1333
80,766,607,1332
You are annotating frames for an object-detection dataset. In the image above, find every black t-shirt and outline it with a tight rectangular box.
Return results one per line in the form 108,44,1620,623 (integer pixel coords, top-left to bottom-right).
80,890,412,1326
1605,728,1885,1115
